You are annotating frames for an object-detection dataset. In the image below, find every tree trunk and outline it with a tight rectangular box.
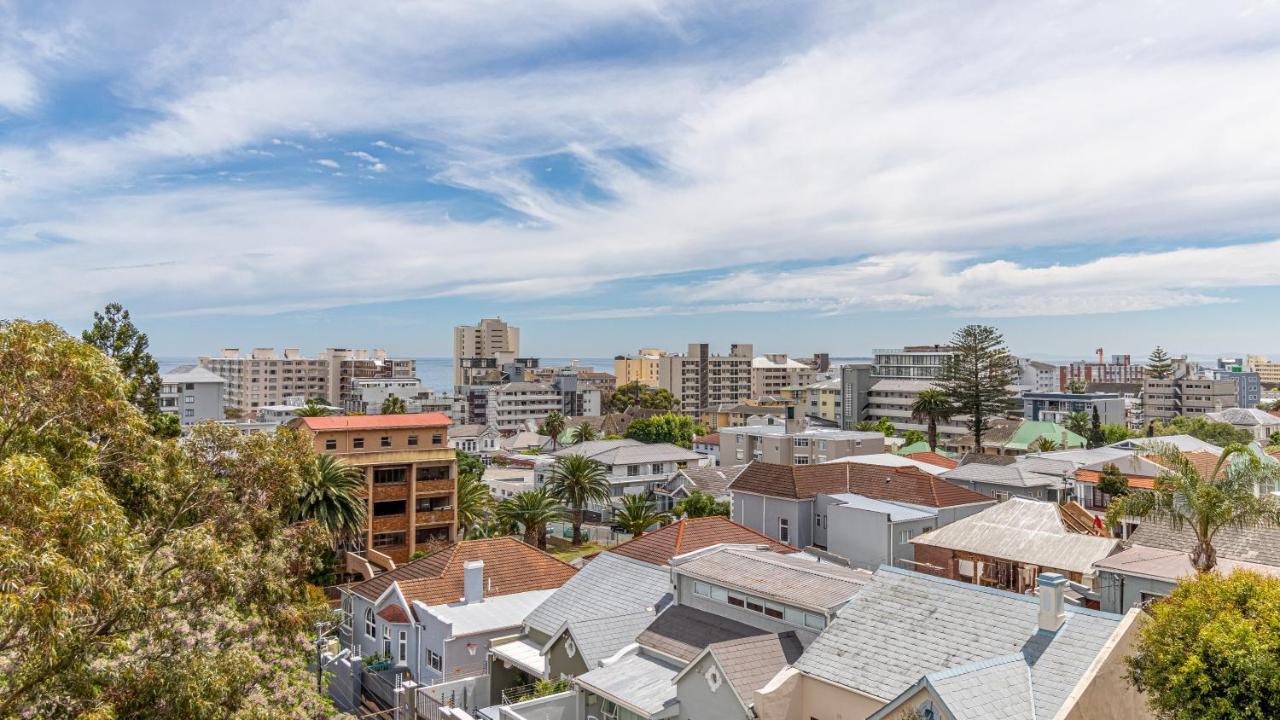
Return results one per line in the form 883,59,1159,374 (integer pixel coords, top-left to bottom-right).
572,507,583,546
1192,538,1217,573
537,524,548,550
928,418,938,451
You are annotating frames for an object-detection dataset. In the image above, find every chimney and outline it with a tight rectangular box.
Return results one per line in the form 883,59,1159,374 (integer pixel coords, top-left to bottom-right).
463,560,484,604
1037,573,1067,632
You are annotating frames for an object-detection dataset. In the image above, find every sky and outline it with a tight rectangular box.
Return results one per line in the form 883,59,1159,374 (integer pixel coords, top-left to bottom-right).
2,1,1280,360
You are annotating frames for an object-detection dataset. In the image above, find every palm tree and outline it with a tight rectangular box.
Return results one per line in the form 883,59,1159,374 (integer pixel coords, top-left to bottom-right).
291,455,366,545
497,489,562,549
1107,443,1280,572
910,389,954,451
544,454,611,545
294,400,331,417
1029,436,1059,452
1063,410,1091,439
381,394,407,415
541,411,567,451
673,491,730,518
455,471,492,538
569,421,599,445
612,494,670,538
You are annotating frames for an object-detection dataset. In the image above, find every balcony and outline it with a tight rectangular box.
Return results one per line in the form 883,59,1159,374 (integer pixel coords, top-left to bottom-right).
371,514,408,533
417,478,454,495
416,508,454,525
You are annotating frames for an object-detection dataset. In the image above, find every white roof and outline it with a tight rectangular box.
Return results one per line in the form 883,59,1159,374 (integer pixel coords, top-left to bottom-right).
1111,435,1223,455
752,355,809,370
576,650,680,716
161,366,226,384
490,637,547,677
416,589,556,638
825,493,937,522
824,453,950,476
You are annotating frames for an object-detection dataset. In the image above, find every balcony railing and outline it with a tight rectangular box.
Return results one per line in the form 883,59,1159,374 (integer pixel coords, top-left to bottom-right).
416,509,454,525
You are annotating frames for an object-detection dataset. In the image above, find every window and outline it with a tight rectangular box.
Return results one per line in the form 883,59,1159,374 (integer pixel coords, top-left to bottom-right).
710,586,728,603
185,395,195,404
427,649,442,672
651,463,663,475
727,593,746,608
815,515,823,528
778,517,790,543
374,467,407,484
693,581,711,597
900,530,911,544
381,435,392,448
764,601,784,620
795,438,809,447
432,433,443,445
794,456,809,465
995,491,1010,502
804,612,826,630
325,439,337,451
783,607,806,626
372,532,405,548
382,624,391,657
398,631,408,663
745,597,764,613
408,435,419,446
736,450,745,461
627,465,640,477
373,500,406,517
365,606,374,638
353,437,365,449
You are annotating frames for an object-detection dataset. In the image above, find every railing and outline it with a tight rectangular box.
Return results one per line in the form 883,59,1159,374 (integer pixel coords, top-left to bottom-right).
501,682,544,705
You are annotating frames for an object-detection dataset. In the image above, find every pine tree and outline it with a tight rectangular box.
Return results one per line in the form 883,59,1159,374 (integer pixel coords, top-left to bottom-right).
1147,346,1173,379
1088,405,1106,448
937,325,1019,452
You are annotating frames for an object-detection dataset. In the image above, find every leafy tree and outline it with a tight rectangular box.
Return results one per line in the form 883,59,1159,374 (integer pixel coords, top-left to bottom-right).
1268,432,1280,449
291,454,367,545
1126,570,1280,719
1100,423,1137,445
624,412,696,448
874,417,896,437
82,303,166,427
0,320,336,718
1064,410,1091,439
608,382,676,412
901,429,927,447
1147,346,1174,379
497,489,561,549
612,494,670,538
150,410,182,439
539,411,567,451
380,394,407,414
457,450,485,481
1088,405,1106,449
224,406,246,420
1030,436,1059,452
1152,416,1253,446
937,325,1019,452
674,491,730,518
455,470,492,539
294,400,331,417
1097,463,1130,497
1107,443,1280,572
544,454,611,545
855,420,878,431
1066,378,1088,394
569,421,599,445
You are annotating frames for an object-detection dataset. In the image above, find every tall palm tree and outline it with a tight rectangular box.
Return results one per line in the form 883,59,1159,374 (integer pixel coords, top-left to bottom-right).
544,454,611,545
569,421,598,445
455,470,491,538
673,491,730,519
294,400,331,417
613,495,671,538
910,389,954,451
541,411,567,451
291,454,366,545
381,394,407,415
497,489,562,549
1107,443,1280,572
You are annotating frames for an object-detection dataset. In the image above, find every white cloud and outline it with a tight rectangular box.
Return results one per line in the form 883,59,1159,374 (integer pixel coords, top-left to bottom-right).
346,151,378,163
315,158,339,168
373,140,413,155
0,63,36,112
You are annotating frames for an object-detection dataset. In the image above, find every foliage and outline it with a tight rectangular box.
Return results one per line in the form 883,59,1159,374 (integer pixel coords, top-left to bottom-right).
538,411,567,450
1066,378,1088,394
1147,346,1174,379
293,400,332,417
517,678,572,702
624,412,696,448
1106,443,1280,572
1152,416,1253,447
568,421,599,444
380,394,407,414
1101,423,1138,444
909,388,954,451
608,382,676,412
1064,410,1091,439
1097,463,1130,497
901,429,927,447
291,453,367,545
612,494,671,537
937,325,1019,451
496,489,562,549
456,450,484,481
544,454,611,545
455,469,493,539
1127,570,1280,719
1269,432,1280,449
1088,406,1106,448
0,319,337,718
225,406,246,420
674,491,730,519
82,302,163,418
150,410,183,439
1030,437,1059,452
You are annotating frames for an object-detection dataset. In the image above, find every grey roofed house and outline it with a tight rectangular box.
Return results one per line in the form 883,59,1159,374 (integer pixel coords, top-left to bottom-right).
674,632,804,714
575,649,683,718
636,605,769,663
550,438,704,465
942,463,1068,488
670,545,872,613
523,552,672,638
871,653,1035,720
1127,517,1280,566
1110,434,1224,455
662,464,748,500
542,611,659,669
793,567,1125,718
1208,407,1280,427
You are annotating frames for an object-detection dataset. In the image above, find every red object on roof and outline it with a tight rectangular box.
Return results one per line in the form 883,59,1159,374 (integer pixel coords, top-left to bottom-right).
295,412,453,431
377,604,410,623
694,433,721,446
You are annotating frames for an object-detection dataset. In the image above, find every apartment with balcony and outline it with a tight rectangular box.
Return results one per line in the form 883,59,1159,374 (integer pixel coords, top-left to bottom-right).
1143,377,1240,421
750,354,816,398
159,364,225,425
454,317,521,388
322,348,416,411
292,413,458,576
658,343,754,414
614,348,668,388
719,424,884,466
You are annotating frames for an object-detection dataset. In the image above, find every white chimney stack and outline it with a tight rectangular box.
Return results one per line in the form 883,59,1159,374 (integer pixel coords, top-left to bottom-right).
464,560,484,604
1037,573,1067,633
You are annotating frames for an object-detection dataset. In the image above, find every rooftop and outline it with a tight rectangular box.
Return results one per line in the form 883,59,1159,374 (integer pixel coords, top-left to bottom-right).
942,463,1069,489
823,452,953,476
607,516,795,567
523,552,672,637
294,412,452,431
671,545,872,612
636,605,769,662
549,439,703,465
682,632,804,709
1128,517,1280,567
417,588,557,637
161,365,226,384
575,650,681,717
1093,544,1280,583
549,611,658,668
665,464,748,498
824,493,937,522
729,461,993,508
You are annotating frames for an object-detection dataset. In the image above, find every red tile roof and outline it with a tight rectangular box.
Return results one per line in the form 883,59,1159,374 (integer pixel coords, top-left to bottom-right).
295,412,453,431
349,537,576,604
729,461,992,508
904,451,959,470
608,516,796,566
377,604,410,623
694,433,721,446
1075,469,1156,491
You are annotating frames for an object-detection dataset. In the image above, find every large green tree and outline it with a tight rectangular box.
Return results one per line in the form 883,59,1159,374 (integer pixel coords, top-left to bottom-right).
625,412,696,448
0,319,337,718
1064,410,1091,439
453,452,492,539
612,494,670,538
81,303,173,436
1147,346,1174,379
544,454,611,545
937,325,1019,451
1127,570,1280,719
608,382,676,412
539,411,567,451
1097,463,1130,497
909,389,954,451
293,400,332,417
568,421,599,445
673,491,730,519
496,489,561,549
1152,416,1253,446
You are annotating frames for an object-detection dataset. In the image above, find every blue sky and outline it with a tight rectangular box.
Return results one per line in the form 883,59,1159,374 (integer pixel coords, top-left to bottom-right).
2,1,1280,360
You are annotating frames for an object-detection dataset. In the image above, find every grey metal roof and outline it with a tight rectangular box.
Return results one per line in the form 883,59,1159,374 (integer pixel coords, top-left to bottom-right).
824,493,936,522
1093,544,1280,582
927,654,1035,720
636,605,768,662
941,463,1066,489
161,366,226,384
561,611,658,668
551,439,703,464
1208,407,1280,426
524,552,671,637
575,650,681,716
671,547,872,611
668,465,748,497
794,567,1123,718
1112,435,1224,455
1128,517,1280,567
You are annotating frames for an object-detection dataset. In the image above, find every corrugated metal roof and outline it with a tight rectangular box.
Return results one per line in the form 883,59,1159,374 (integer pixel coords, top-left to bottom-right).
825,493,936,522
672,547,872,611
575,651,681,716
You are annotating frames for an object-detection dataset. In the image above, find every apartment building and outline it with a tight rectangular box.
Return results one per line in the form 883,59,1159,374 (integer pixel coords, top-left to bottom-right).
1248,355,1280,386
1059,353,1146,390
485,382,570,431
159,365,225,425
292,413,457,573
804,378,842,423
751,354,817,398
199,347,414,416
839,363,874,430
1017,358,1059,394
871,345,956,379
614,348,667,388
453,317,520,388
719,423,885,465
323,348,416,410
864,378,970,441
1207,366,1262,409
658,343,754,414
1022,392,1125,426
1143,377,1240,421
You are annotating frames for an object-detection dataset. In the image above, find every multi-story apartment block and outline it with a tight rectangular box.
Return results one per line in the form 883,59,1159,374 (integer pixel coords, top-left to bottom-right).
658,343,754,414
453,317,520,388
613,348,667,388
1247,355,1280,386
159,365,226,425
871,345,956,379
349,378,460,420
839,363,874,430
485,382,566,431
292,413,457,574
804,378,843,423
719,422,885,465
1022,392,1125,426
199,347,414,417
323,348,415,411
1208,366,1262,409
527,365,617,395
750,354,817,398
852,345,971,439
1059,353,1146,390
1143,377,1240,422
1017,358,1059,394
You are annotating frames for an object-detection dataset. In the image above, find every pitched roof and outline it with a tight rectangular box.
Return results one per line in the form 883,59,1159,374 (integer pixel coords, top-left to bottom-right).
523,552,672,637
1207,407,1280,426
923,654,1036,720
904,451,959,470
955,420,1086,451
1128,517,1280,567
555,611,658,668
1074,468,1156,491
575,650,681,716
823,452,953,476
607,516,795,566
161,365,226,384
348,537,576,604
703,632,804,706
729,461,992,508
910,498,1119,575
1093,544,1280,582
294,412,452,431
671,546,872,611
942,463,1069,489
794,567,1123,717
636,605,769,662
693,432,720,445
669,465,747,497
550,439,704,464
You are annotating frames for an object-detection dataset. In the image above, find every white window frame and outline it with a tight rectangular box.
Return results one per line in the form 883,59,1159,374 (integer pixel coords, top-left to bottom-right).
778,517,790,543
398,630,408,664
365,607,375,639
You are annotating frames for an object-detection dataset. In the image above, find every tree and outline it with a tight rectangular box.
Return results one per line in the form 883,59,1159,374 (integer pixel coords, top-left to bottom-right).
0,320,336,718
455,470,492,539
1097,463,1130,497
909,389,954,451
1106,442,1280,572
381,394,407,414
1030,437,1059,452
540,411,567,451
1148,346,1174,379
291,454,367,545
1126,570,1280,719
1152,416,1253,446
624,412,696,448
497,489,561,549
937,325,1019,452
1066,378,1088,394
901,429,927,447
294,400,331,417
674,491,730,519
608,382,676,412
1268,432,1280,449
1100,423,1137,445
1088,405,1106,449
544,454,611,545
569,421,599,445
81,302,164,421
612,494,670,537
1064,410,1091,439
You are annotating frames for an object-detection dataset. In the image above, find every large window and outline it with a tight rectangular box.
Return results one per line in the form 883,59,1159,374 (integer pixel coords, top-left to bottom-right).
778,518,790,543
383,625,391,657
374,467,408,484
365,607,375,639
398,631,408,663
427,649,442,672
693,578,825,631
373,532,405,548
373,500,406,517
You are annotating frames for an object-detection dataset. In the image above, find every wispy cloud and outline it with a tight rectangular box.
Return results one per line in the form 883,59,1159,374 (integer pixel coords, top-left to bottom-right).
315,158,339,169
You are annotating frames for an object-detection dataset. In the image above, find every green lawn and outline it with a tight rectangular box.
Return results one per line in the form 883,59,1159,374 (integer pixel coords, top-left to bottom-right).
546,537,607,563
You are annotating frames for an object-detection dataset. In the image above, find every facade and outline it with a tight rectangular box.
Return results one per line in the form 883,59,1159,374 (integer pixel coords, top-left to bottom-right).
614,348,668,388
658,343,754,414
199,346,413,416
1207,407,1280,443
537,440,706,514
1016,358,1059,394
1206,367,1263,409
700,403,785,431
750,354,817,398
863,379,969,441
291,413,457,570
719,424,885,466
1059,354,1146,390
485,382,569,431
949,418,1086,456
1143,376,1240,421
838,363,874,430
323,348,416,410
1250,355,1280,386
1021,391,1125,426
348,377,437,415
871,346,955,379
453,317,520,388
803,379,842,424
449,423,504,458
159,364,225,425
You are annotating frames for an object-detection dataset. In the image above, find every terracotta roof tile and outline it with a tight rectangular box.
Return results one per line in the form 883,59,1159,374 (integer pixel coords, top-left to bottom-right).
729,461,991,508
1075,469,1156,491
348,537,576,604
904,451,959,470
377,605,410,623
295,412,452,431
608,516,796,566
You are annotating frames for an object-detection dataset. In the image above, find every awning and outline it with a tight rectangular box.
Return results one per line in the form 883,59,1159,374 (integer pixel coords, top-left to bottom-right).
489,637,547,678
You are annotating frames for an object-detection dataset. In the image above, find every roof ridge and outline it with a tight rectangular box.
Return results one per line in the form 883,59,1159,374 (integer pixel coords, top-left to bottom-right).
673,518,687,552
924,652,1027,682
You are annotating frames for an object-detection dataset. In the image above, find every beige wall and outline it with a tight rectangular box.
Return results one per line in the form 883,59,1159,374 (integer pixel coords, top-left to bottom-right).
1055,609,1153,720
801,675,884,720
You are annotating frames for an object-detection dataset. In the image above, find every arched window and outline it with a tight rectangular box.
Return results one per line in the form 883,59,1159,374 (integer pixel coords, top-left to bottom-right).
364,607,375,639
341,595,352,630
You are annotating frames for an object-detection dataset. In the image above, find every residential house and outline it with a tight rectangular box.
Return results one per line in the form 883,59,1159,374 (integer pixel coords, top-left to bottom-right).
672,633,804,720
719,422,885,466
483,466,537,502
658,343,754,414
691,432,720,465
656,465,746,510
941,461,1073,503
159,364,225,425
1207,407,1280,443
821,452,954,476
449,423,503,459
755,567,1150,720
948,418,1086,456
537,440,705,516
606,516,796,567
